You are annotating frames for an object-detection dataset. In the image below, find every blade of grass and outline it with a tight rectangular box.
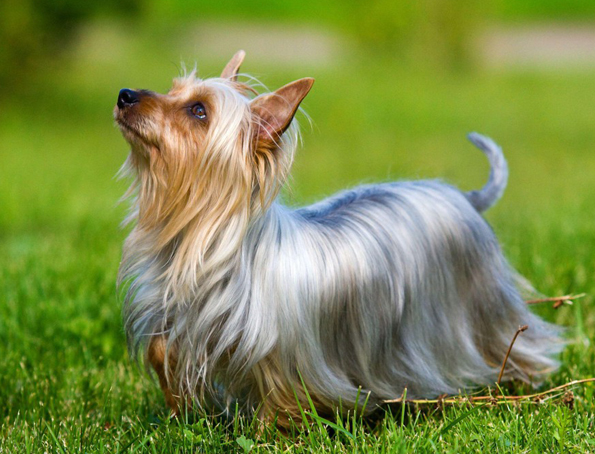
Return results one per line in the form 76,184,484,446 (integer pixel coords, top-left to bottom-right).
439,405,483,435
44,422,67,454
305,412,355,440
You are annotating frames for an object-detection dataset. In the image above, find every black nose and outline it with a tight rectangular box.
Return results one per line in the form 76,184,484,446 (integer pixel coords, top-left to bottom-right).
117,88,140,109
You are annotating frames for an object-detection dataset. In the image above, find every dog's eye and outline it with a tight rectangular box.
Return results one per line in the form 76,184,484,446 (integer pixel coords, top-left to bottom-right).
191,103,207,120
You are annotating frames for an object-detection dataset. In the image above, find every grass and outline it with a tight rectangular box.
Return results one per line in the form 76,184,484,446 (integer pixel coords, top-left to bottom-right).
1,21,595,452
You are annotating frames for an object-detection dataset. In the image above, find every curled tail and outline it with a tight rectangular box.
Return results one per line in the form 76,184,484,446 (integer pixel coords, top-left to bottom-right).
465,132,508,213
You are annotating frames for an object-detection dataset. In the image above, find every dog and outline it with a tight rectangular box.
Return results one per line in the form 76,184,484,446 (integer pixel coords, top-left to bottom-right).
114,50,561,426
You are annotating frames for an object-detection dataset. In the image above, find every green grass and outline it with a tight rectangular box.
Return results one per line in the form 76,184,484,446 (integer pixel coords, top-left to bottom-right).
1,22,595,452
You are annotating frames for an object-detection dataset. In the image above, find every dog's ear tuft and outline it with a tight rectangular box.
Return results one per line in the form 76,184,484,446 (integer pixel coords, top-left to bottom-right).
221,50,246,81
251,77,314,145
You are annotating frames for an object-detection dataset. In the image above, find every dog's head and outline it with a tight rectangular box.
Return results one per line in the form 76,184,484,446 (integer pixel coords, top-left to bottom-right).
115,51,313,236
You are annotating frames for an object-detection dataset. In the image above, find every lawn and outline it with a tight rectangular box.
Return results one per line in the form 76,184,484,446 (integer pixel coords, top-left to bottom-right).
1,22,595,452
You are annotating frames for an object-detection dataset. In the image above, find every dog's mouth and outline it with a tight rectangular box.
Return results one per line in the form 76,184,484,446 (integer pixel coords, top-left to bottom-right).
114,111,153,151
115,115,141,139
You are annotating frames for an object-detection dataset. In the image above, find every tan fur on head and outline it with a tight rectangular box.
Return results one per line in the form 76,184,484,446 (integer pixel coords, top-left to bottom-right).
116,70,308,300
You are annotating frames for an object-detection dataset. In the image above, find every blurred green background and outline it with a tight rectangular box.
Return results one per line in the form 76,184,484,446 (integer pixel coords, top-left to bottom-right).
1,0,595,451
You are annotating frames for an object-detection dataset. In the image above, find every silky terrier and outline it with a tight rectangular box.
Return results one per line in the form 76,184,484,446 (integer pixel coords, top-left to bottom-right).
115,51,561,425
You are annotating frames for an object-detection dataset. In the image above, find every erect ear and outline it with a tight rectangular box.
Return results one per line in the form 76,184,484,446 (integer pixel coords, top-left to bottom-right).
250,77,314,145
221,50,246,81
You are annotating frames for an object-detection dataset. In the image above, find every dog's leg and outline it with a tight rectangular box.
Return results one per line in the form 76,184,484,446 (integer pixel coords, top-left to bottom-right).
147,335,182,415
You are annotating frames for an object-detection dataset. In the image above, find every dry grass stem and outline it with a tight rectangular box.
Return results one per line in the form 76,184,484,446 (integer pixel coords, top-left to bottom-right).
497,324,529,386
525,293,585,309
383,378,595,406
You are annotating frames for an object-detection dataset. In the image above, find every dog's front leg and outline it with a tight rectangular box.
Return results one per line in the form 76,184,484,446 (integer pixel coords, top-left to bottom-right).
147,335,184,416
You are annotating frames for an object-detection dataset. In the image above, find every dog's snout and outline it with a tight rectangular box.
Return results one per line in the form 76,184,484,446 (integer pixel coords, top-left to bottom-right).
117,89,140,109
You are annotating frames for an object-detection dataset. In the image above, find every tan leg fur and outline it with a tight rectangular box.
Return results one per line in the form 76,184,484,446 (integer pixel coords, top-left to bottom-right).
147,335,182,415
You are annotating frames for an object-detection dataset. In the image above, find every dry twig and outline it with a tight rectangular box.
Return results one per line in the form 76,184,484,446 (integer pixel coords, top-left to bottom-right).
497,325,528,386
525,293,585,309
383,378,595,406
